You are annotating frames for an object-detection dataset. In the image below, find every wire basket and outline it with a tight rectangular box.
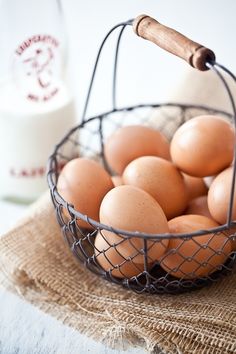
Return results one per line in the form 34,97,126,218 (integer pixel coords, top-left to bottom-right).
47,15,236,294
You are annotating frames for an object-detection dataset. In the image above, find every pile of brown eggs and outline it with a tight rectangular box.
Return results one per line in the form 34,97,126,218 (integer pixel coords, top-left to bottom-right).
58,115,236,280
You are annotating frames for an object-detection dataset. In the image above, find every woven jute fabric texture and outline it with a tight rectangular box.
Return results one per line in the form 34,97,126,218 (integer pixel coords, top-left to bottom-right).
0,192,236,354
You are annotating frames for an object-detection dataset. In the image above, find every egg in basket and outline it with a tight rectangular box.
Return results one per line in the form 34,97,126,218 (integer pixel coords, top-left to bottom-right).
47,15,236,294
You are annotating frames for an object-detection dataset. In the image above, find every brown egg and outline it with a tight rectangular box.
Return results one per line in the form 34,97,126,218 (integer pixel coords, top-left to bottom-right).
104,125,170,174
183,173,208,201
94,232,146,278
170,115,234,177
111,175,123,187
203,176,215,188
161,215,232,279
57,158,114,229
232,237,236,251
123,156,188,219
224,228,236,251
185,196,212,218
233,237,236,251
98,185,169,267
208,166,236,224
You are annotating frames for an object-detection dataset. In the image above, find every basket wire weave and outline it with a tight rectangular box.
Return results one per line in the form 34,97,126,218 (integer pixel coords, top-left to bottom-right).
47,18,236,294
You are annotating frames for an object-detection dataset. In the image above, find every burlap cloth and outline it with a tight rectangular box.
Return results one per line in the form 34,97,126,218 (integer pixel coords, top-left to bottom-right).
1,69,236,354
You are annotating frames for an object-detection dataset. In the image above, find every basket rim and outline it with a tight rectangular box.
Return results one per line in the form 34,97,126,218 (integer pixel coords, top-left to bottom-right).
47,102,235,240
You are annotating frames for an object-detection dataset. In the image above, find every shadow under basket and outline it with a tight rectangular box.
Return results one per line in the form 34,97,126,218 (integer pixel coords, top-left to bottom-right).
47,15,236,294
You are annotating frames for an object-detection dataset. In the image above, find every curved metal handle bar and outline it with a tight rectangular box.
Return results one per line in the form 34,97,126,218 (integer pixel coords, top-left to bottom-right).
81,19,133,123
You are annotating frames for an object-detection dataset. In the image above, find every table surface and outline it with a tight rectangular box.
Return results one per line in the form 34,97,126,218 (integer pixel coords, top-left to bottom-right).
0,200,148,354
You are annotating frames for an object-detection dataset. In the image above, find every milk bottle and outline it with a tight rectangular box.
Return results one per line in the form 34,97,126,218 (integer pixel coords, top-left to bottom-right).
0,0,77,203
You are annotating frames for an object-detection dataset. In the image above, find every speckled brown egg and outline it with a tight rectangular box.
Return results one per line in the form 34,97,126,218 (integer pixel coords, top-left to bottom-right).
185,196,212,218
170,115,234,177
111,175,123,187
203,176,216,188
208,166,236,224
97,185,169,269
57,158,114,229
94,232,147,278
224,228,236,251
183,173,208,201
161,215,232,279
104,125,170,174
123,156,188,219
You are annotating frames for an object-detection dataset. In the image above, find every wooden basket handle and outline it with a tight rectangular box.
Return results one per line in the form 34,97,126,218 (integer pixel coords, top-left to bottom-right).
133,14,215,71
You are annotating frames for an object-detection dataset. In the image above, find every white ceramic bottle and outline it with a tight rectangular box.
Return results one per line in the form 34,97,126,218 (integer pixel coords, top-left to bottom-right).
0,0,77,203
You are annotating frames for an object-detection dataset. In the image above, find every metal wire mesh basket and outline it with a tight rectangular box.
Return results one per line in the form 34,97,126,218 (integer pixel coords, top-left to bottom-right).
47,15,236,294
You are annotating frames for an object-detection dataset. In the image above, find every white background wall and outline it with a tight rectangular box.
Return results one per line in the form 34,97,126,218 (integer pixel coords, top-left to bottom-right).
61,0,236,119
